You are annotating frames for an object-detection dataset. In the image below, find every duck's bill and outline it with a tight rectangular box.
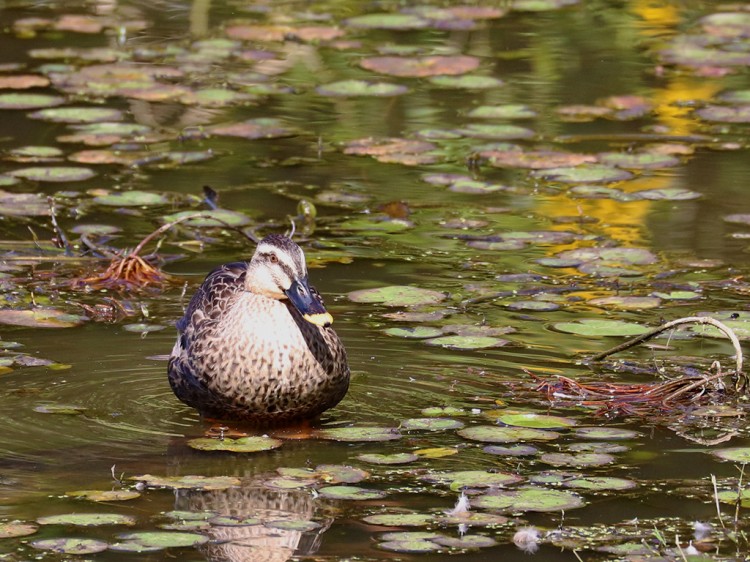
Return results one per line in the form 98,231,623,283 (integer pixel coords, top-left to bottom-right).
285,278,334,327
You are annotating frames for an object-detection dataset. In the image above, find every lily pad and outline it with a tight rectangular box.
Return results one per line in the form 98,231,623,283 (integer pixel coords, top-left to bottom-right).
458,123,535,140
552,319,649,337
316,464,370,484
473,487,584,512
66,490,141,502
534,164,632,183
574,427,639,440
363,513,433,526
209,515,261,526
384,326,443,339
422,470,523,489
93,190,168,206
378,539,442,553
483,444,539,456
162,209,251,227
713,447,750,463
131,474,240,490
563,476,637,491
348,285,446,307
0,308,87,328
28,107,124,123
0,93,65,109
318,485,387,500
38,513,136,526
458,425,561,443
428,75,504,89
401,417,464,431
317,80,408,97
0,522,38,538
588,296,661,310
423,335,509,350
468,104,536,119
10,166,96,182
361,55,480,77
117,531,208,548
315,427,401,442
345,13,429,30
31,538,109,554
498,413,577,429
266,519,321,532
540,452,615,467
187,436,283,453
598,152,680,169
210,118,295,139
356,453,419,465
434,535,498,548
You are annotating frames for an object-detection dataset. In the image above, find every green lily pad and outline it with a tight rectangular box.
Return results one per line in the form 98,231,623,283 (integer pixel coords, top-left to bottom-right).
266,519,321,532
634,188,701,201
131,474,240,490
506,300,560,311
598,152,680,169
66,489,141,501
384,326,443,338
457,123,535,140
162,209,251,227
428,75,504,89
209,515,261,526
422,470,523,489
713,447,750,463
317,80,408,97
8,145,64,161
540,452,615,467
363,512,433,526
93,190,168,206
498,413,577,429
187,436,283,453
263,476,316,490
10,166,96,182
378,539,442,553
423,335,509,350
0,522,38,538
563,476,637,491
435,535,498,548
28,106,124,123
117,531,208,548
458,425,561,443
552,319,649,337
316,464,370,484
473,487,584,512
0,190,48,216
360,55,480,77
484,444,539,456
401,418,464,431
348,285,446,307
554,247,658,266
356,452,419,465
345,13,429,30
31,538,109,554
468,104,536,119
38,513,136,526
381,531,443,541
315,426,401,442
437,512,510,526
0,308,87,328
318,485,387,500
0,93,65,109
534,164,632,183
588,296,661,310
651,290,701,300
574,427,639,440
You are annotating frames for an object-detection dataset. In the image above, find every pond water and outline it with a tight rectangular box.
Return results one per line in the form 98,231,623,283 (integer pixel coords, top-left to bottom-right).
0,0,749,559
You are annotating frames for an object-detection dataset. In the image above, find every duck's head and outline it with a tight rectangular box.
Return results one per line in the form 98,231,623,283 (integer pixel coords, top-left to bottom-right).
246,234,333,327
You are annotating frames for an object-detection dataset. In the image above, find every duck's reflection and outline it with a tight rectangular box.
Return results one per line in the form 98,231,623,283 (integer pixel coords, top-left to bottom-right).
175,485,331,562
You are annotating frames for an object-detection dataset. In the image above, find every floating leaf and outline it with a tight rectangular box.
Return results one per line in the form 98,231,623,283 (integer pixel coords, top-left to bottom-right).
117,531,208,549
423,335,509,350
317,79,407,97
484,444,539,456
458,425,560,443
10,166,96,182
363,513,433,526
93,190,168,206
356,453,419,465
473,487,584,512
210,515,261,526
552,319,649,337
468,104,536,119
266,519,320,532
187,436,283,453
534,165,632,183
162,209,251,227
0,75,50,89
0,93,65,109
210,118,295,139
384,326,443,339
66,490,141,502
563,476,637,491
378,539,442,553
498,413,577,429
315,427,401,442
574,427,639,440
713,447,750,463
318,485,387,500
38,513,136,526
0,522,38,538
458,123,535,140
361,55,480,77
0,309,87,328
428,75,504,89
348,285,446,307
414,447,458,458
422,470,523,489
401,418,464,431
131,474,240,490
597,152,680,169
31,538,109,554
28,107,124,123
316,464,370,484
540,452,614,467
434,535,498,548
0,190,49,216
588,296,661,310
345,13,429,30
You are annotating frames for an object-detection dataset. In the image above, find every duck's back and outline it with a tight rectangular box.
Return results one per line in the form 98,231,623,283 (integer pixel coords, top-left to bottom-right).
168,262,349,424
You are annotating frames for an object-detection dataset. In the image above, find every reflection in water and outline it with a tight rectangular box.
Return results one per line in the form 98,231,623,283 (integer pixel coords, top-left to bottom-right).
178,485,330,562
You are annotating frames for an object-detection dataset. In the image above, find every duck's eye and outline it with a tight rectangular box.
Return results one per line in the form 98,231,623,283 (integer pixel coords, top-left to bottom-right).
269,254,279,264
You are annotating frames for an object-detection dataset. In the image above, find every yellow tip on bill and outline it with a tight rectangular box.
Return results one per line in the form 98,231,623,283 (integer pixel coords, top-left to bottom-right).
304,312,333,327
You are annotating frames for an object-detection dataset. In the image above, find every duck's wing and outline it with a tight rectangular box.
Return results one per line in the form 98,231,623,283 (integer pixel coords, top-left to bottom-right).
175,261,248,334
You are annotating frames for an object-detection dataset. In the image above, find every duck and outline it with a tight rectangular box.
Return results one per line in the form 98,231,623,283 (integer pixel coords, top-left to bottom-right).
168,234,350,426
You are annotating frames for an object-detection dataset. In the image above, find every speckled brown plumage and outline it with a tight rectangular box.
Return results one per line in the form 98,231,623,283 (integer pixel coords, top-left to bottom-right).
168,235,349,425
